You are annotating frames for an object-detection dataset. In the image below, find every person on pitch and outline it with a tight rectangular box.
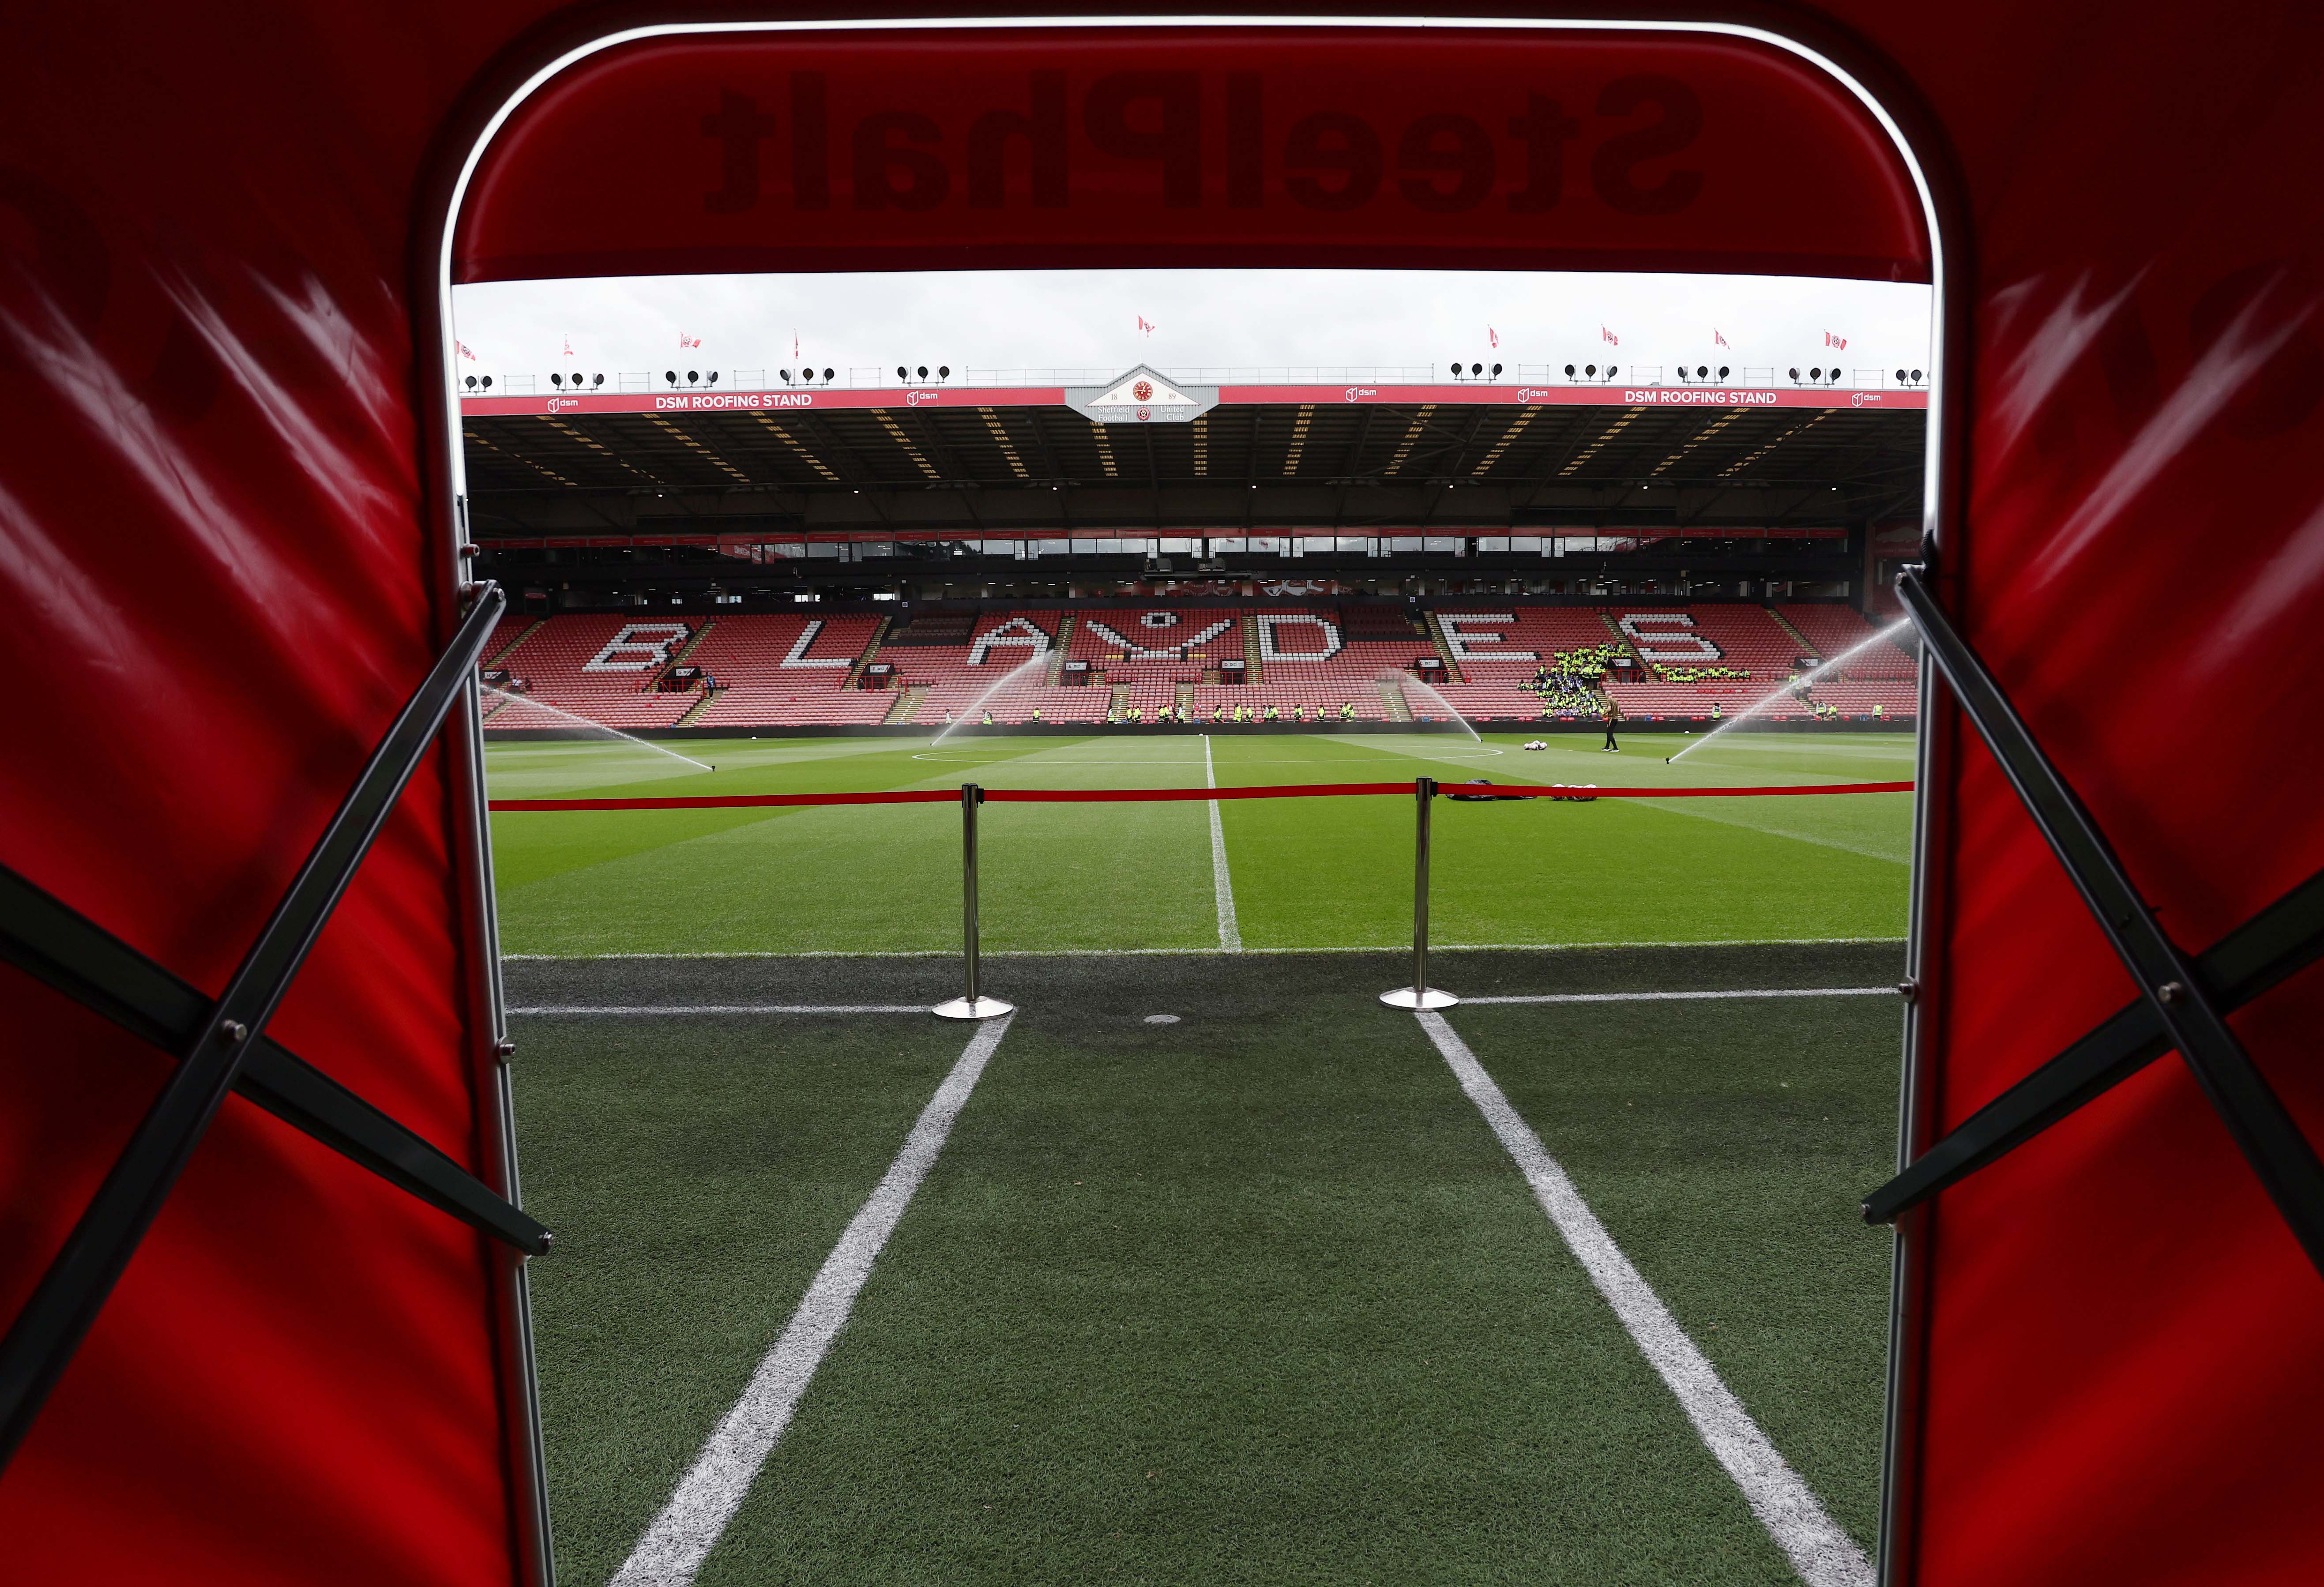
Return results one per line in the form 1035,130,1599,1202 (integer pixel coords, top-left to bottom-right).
1601,701,1620,752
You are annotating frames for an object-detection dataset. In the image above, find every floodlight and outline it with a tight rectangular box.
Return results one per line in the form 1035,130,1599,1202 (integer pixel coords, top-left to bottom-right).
1718,365,1729,380
481,376,492,389
1895,369,1908,383
781,369,793,383
1911,368,1923,382
1564,363,1576,377
939,365,951,379
1470,362,1483,376
550,373,563,387
464,376,477,390
665,370,677,387
1491,362,1503,377
1606,366,1618,379
687,369,700,385
897,365,908,380
918,365,929,380
823,368,834,382
707,372,719,387
1827,369,1841,384
1697,364,1708,377
1788,367,1800,382
592,373,605,388
1810,366,1822,380
1586,364,1596,376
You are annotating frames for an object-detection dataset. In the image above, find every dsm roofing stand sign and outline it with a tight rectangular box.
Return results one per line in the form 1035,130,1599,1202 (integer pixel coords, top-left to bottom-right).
1064,365,1220,424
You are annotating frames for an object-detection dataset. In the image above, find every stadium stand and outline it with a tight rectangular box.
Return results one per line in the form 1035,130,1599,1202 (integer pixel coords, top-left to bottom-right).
1071,606,1242,720
481,613,537,668
882,611,1109,725
1780,603,1917,676
1601,605,1824,722
1810,678,1918,718
1432,607,1627,720
1233,607,1424,719
474,604,1916,729
1775,603,1918,718
688,613,887,727
492,613,698,729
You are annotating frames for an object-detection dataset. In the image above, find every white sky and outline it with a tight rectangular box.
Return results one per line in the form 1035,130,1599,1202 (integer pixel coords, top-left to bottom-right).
452,268,1932,385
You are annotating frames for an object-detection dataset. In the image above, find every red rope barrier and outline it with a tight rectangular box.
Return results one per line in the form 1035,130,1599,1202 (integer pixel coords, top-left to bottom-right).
488,790,961,812
489,780,1912,812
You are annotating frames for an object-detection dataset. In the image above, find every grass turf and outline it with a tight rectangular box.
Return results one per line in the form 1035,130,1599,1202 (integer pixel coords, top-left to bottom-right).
510,943,1903,1585
486,730,1914,956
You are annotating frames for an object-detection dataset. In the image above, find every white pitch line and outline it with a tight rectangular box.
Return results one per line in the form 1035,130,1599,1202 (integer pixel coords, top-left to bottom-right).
610,1013,1015,1587
1203,735,1244,952
1414,1011,1873,1587
1461,987,1895,1006
507,1004,928,1015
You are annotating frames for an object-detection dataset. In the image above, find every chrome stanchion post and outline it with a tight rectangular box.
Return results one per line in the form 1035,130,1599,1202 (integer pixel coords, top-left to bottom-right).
1380,776,1458,1009
936,783,1014,1019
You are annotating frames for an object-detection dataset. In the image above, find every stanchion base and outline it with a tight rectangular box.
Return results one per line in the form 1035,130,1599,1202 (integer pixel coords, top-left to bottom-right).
933,996,1016,1020
1379,987,1460,1010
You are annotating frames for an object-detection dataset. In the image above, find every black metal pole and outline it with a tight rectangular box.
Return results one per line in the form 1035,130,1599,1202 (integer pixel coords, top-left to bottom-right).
963,783,981,1007
1414,777,1436,998
935,782,1012,1019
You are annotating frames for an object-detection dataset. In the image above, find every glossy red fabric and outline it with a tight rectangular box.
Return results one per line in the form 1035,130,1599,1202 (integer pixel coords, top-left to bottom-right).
1850,6,2324,1583
3,5,2320,1584
0,5,530,1581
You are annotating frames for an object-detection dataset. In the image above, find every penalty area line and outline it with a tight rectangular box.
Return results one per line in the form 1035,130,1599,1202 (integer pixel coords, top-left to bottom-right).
507,1004,927,1016
1414,1011,1873,1587
610,1012,1014,1587
1203,735,1243,952
1462,986,1895,1006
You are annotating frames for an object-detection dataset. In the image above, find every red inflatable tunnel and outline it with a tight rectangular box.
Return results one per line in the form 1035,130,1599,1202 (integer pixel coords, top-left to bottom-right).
1,6,2319,1584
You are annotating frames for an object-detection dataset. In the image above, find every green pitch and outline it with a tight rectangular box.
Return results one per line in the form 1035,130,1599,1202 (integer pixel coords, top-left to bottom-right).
485,730,1915,957
512,944,1904,1585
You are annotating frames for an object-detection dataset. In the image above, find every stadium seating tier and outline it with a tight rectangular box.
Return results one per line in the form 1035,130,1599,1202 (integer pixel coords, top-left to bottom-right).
478,605,1917,729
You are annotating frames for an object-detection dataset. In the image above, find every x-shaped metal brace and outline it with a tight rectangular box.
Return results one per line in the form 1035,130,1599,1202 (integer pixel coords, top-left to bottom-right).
1863,569,2324,1280
0,582,548,1472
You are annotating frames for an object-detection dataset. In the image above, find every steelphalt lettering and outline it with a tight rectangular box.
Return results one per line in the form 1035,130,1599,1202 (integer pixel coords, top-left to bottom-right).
700,72,1703,215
